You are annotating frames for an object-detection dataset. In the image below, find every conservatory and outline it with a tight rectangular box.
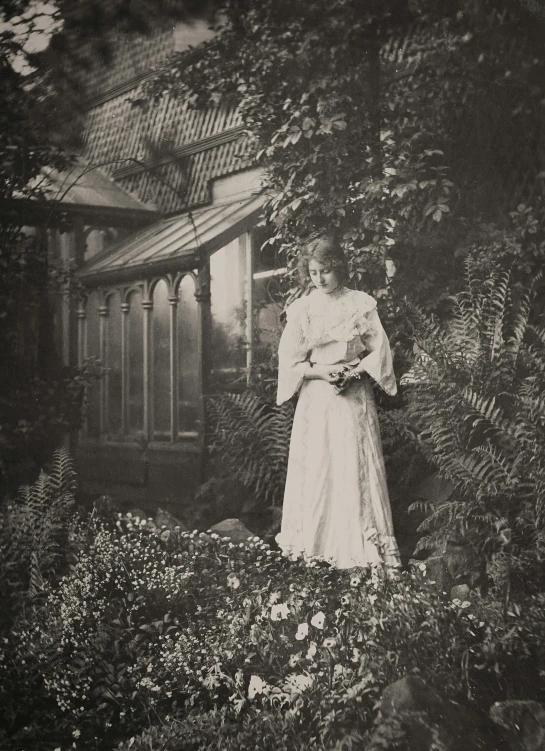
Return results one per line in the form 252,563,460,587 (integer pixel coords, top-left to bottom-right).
74,173,283,507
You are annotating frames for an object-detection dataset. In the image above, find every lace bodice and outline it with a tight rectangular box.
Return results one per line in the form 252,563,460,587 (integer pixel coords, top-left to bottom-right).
286,287,377,348
277,287,397,404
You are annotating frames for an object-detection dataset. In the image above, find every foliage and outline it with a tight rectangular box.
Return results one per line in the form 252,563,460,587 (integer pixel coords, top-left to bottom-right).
2,514,545,751
402,257,545,578
148,0,545,313
116,709,319,751
206,391,294,508
0,8,99,491
0,448,78,628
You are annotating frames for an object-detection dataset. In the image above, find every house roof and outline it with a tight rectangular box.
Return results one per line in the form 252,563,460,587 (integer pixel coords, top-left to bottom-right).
78,192,266,284
43,161,157,213
76,23,253,214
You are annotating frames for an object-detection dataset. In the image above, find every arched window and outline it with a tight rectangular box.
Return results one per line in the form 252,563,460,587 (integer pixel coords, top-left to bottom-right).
152,279,171,439
85,290,101,437
127,289,144,434
210,237,247,376
177,275,199,433
106,291,123,436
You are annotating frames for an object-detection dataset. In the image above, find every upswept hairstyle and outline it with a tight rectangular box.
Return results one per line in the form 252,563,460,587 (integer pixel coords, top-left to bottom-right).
297,233,349,287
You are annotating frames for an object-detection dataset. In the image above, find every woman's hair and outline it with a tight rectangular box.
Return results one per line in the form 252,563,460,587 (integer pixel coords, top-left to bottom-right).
297,234,349,286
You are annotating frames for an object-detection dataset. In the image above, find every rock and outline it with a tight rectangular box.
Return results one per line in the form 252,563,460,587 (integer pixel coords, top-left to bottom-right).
208,518,255,544
490,701,545,751
415,472,456,506
450,584,470,603
366,676,508,751
126,507,147,521
380,676,444,716
156,507,188,531
419,555,454,593
444,540,486,590
416,540,487,596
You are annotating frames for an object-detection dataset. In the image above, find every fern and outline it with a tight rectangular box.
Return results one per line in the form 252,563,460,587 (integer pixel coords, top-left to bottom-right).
404,260,545,562
206,392,294,507
0,447,77,609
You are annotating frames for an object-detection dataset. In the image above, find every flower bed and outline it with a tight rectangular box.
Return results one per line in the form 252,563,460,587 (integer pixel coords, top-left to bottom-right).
1,513,544,751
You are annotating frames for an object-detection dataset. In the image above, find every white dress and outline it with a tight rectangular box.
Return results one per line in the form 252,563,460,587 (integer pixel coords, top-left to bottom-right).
276,286,400,570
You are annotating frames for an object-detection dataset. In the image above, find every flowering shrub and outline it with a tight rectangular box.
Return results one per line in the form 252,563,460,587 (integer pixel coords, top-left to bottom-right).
1,514,544,751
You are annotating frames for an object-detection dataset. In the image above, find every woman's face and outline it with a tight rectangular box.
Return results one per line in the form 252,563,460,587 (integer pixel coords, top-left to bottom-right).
308,258,340,294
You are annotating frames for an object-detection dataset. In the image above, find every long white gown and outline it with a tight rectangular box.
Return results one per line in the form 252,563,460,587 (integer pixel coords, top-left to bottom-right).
276,286,400,570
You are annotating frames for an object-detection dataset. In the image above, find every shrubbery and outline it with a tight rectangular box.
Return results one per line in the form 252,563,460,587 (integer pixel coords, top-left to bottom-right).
1,511,544,751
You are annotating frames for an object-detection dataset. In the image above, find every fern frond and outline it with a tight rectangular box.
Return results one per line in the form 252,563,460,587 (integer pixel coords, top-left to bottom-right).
207,393,294,506
403,257,545,560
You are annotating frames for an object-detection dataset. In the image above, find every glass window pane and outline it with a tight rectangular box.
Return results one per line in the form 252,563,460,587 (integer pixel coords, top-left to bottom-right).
177,275,199,432
210,238,247,373
106,291,123,435
254,275,283,348
153,279,171,438
85,291,101,437
128,290,144,434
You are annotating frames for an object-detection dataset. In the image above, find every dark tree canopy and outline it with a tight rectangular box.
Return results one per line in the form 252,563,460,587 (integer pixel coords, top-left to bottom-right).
144,0,545,312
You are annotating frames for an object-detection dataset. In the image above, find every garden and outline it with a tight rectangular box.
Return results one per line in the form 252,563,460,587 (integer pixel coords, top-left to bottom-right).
1,0,545,749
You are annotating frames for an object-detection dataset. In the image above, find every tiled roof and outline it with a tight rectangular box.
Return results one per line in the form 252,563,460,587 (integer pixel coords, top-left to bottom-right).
79,25,253,214
43,160,156,212
78,192,266,282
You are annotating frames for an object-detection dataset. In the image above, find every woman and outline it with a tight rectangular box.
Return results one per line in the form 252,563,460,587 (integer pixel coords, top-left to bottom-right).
276,235,400,570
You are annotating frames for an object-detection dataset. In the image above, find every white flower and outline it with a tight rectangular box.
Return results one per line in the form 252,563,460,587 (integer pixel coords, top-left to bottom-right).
269,591,281,605
270,603,290,621
368,593,377,605
323,637,336,649
452,598,462,607
310,611,326,630
306,642,317,660
284,673,314,694
351,647,362,663
248,674,267,699
341,594,352,606
72,729,81,738
350,575,362,588
289,653,300,667
227,573,240,590
295,622,309,640
418,562,427,573
461,601,471,609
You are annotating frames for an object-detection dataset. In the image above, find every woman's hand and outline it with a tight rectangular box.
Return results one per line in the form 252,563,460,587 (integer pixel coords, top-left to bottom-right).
334,369,361,394
328,365,361,394
305,364,342,384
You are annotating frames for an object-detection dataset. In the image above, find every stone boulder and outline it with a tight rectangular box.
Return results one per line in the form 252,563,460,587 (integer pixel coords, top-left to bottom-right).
450,583,471,603
156,507,188,531
208,518,255,544
413,540,487,596
366,676,508,751
490,701,545,751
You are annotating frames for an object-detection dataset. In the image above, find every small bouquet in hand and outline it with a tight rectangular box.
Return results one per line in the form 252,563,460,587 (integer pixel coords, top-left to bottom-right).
329,364,361,395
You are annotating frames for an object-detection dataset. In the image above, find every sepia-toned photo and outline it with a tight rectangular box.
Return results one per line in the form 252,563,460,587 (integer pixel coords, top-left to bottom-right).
1,1,545,749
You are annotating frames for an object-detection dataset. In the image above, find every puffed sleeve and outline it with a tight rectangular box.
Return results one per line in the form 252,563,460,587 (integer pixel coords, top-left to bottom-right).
358,298,397,397
276,298,312,405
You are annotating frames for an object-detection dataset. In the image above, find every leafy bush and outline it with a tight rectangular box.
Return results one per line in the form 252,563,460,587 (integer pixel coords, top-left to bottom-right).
403,259,545,581
117,709,318,751
0,447,78,627
206,392,294,508
2,515,544,751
